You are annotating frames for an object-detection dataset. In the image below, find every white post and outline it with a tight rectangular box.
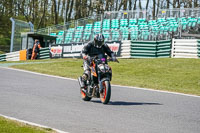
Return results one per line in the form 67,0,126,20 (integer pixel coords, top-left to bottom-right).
10,18,15,52
29,22,34,32
171,38,175,58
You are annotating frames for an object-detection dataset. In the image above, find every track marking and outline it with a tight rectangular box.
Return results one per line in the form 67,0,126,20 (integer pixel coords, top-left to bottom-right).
0,114,68,133
1,66,200,98
112,84,200,98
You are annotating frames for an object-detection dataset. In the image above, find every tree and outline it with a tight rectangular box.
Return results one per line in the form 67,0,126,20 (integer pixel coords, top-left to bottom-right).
37,0,48,29
68,0,74,21
53,0,58,25
153,0,156,19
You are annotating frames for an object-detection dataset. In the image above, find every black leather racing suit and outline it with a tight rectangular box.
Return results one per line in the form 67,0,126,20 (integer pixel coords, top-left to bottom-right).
82,41,114,79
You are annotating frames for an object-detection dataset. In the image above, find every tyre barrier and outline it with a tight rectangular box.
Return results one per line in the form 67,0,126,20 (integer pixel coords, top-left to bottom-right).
197,40,200,58
6,51,20,61
130,40,171,58
157,40,171,58
171,39,199,58
131,41,157,58
0,54,6,62
0,48,50,62
39,47,50,59
121,40,131,58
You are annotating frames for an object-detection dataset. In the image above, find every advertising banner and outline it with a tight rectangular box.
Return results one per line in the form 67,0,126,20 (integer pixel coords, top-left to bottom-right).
106,41,121,57
62,43,84,58
50,41,121,58
50,46,63,58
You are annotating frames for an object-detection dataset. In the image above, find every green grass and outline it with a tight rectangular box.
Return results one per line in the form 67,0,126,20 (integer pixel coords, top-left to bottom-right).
0,51,5,54
0,116,55,133
10,58,200,96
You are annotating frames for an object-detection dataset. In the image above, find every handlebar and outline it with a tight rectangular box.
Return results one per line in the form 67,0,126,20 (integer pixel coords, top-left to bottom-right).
88,56,119,63
107,58,119,63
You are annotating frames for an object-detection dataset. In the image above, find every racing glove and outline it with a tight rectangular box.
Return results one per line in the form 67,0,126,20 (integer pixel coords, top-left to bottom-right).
111,53,117,61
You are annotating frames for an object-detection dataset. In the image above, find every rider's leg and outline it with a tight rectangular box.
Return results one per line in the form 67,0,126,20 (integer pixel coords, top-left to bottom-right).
81,60,90,88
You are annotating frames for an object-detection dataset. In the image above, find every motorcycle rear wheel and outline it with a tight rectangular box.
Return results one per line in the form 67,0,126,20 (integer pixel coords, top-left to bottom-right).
80,87,92,101
100,81,111,104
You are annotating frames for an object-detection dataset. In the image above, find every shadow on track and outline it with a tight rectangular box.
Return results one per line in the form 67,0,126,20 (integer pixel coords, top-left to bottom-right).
92,100,162,106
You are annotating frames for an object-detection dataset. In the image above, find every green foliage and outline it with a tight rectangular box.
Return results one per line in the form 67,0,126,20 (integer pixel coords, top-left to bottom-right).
0,38,10,46
0,38,10,52
0,51,5,54
11,58,200,96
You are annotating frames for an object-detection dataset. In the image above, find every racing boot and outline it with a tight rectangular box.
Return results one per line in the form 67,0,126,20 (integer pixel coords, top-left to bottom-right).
81,74,88,92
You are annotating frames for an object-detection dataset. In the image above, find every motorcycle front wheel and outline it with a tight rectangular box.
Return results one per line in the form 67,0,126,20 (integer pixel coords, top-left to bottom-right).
80,87,92,101
100,81,111,104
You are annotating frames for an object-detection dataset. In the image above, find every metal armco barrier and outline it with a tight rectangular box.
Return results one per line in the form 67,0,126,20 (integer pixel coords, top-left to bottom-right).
39,48,50,59
131,40,171,58
6,51,20,61
0,54,6,62
171,39,199,58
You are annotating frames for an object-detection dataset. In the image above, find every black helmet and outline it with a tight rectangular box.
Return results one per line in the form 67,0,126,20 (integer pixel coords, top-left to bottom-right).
94,34,104,48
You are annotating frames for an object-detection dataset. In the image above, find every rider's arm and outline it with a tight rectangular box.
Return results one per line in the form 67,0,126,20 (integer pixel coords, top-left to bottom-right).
103,44,113,57
103,44,117,61
82,42,92,60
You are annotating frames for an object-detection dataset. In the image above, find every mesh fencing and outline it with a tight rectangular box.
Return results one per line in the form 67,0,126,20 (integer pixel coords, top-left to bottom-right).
13,8,200,47
11,19,33,52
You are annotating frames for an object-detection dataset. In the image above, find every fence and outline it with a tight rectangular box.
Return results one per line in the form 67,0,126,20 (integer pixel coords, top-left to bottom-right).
104,8,200,20
10,18,34,52
36,15,102,36
171,39,199,58
36,8,200,36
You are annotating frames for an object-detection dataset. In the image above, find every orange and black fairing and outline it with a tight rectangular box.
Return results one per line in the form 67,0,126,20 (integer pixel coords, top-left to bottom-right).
90,61,97,77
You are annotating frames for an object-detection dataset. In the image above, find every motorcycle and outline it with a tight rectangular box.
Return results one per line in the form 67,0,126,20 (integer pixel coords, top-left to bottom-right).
78,54,119,104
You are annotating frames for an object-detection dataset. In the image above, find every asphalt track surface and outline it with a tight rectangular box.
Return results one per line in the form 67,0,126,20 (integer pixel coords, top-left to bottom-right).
0,67,200,133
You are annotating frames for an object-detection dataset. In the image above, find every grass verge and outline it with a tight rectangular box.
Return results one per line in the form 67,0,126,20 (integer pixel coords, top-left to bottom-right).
0,116,55,133
0,51,5,54
10,58,200,96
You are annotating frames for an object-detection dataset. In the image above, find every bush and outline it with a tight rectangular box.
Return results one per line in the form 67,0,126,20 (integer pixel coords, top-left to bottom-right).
0,37,10,52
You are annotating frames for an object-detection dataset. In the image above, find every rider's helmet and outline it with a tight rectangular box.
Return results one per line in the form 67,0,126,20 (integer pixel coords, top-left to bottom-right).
94,34,104,48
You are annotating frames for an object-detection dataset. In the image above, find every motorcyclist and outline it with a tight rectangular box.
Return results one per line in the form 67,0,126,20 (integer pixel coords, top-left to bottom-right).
81,34,117,88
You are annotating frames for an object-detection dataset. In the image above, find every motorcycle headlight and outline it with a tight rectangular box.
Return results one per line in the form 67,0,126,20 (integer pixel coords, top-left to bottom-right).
98,64,110,73
98,64,105,73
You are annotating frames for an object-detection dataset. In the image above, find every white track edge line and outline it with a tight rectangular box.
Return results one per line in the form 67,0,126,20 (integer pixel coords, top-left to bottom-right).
1,67,77,81
1,66,200,98
0,114,68,133
112,84,200,98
